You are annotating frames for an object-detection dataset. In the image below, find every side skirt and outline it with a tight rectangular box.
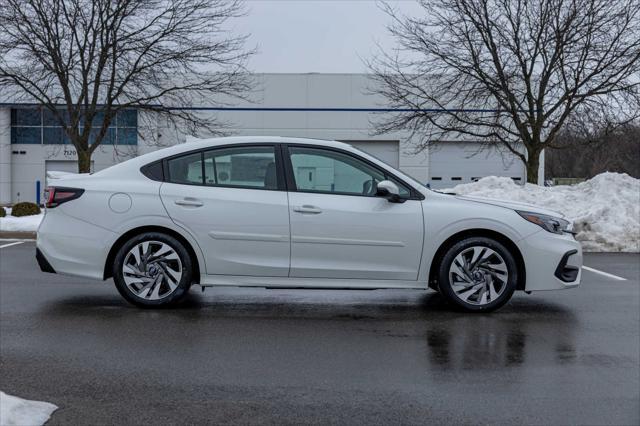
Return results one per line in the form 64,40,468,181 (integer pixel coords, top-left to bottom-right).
199,275,427,290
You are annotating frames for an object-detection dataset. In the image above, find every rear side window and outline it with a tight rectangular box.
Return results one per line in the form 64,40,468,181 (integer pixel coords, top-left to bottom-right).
203,146,278,189
165,146,279,189
167,152,203,185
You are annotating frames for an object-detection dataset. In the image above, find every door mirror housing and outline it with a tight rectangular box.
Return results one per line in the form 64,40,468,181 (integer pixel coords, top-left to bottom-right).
376,180,404,203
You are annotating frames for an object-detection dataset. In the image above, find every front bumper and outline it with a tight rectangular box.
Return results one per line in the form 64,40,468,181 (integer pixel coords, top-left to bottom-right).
518,230,582,291
555,249,580,282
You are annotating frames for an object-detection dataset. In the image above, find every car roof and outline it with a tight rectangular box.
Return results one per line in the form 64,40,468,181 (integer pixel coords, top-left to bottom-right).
180,136,353,151
95,136,353,177
90,135,428,198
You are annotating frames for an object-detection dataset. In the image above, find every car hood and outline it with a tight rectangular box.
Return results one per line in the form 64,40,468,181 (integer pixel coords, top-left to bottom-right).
453,194,565,218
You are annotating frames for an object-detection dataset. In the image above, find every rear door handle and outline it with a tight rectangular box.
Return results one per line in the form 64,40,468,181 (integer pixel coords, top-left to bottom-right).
175,198,204,207
293,205,322,214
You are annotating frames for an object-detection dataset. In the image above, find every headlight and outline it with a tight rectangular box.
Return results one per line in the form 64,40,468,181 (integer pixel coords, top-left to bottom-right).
516,211,572,235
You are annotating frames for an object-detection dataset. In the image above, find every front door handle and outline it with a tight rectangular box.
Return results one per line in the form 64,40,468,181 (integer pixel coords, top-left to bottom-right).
175,198,204,207
293,205,322,214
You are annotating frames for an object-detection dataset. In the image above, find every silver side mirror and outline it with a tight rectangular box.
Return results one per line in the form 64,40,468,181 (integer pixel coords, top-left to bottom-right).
376,180,404,203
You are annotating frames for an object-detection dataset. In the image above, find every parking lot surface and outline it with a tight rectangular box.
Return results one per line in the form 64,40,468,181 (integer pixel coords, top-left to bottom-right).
1,241,639,425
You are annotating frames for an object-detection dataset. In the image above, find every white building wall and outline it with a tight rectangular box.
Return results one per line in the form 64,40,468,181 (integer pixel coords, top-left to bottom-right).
0,108,11,204
1,73,531,204
165,74,430,184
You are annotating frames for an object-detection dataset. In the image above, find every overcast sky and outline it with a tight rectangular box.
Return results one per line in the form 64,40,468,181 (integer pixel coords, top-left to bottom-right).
234,0,422,73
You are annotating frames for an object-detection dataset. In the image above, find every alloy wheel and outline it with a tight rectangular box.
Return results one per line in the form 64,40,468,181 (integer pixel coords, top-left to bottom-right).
122,241,183,300
448,246,509,306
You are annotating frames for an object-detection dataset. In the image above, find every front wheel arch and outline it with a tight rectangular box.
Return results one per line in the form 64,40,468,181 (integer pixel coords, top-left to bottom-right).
104,226,200,283
428,229,526,291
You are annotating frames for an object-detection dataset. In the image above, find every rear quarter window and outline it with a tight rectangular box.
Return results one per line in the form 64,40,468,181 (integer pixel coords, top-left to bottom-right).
140,161,164,181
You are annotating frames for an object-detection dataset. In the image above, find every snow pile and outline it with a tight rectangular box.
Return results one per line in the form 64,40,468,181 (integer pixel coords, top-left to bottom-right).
445,172,640,252
0,208,43,233
0,391,57,426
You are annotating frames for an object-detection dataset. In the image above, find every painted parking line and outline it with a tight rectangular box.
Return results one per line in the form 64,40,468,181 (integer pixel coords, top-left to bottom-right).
582,265,627,281
0,241,25,249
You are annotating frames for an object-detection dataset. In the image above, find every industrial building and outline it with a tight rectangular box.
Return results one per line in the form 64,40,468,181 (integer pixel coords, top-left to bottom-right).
0,73,530,205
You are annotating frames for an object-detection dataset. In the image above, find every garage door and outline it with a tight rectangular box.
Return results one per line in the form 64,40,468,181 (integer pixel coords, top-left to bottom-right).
342,140,399,169
428,143,525,189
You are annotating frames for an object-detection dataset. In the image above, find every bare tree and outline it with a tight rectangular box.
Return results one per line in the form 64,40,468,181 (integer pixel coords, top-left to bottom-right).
546,124,640,179
368,0,640,183
0,0,253,172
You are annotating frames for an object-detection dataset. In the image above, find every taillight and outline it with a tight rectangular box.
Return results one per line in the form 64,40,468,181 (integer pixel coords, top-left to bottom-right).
44,186,84,208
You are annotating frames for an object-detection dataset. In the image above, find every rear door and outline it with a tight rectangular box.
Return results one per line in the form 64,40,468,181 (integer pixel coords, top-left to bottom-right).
160,144,290,277
284,145,424,281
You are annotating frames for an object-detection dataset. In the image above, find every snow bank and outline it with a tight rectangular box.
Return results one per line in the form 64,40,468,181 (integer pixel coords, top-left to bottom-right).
0,208,43,233
0,391,57,426
445,172,640,252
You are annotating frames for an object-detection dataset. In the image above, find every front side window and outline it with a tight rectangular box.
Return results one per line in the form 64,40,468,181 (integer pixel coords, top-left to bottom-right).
288,146,410,197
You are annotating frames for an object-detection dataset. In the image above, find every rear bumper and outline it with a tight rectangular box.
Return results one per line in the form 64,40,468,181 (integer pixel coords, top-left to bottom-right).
36,248,56,273
37,209,115,280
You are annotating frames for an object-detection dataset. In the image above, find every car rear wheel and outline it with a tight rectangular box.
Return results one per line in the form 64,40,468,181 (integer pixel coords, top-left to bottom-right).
113,232,193,307
438,237,518,312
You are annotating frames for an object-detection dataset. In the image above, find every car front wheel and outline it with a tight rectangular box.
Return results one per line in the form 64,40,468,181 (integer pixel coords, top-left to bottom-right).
437,237,518,312
113,232,193,307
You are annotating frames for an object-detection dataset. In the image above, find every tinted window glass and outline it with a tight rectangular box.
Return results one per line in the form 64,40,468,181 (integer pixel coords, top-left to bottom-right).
203,146,278,189
289,147,375,195
117,127,137,145
141,161,164,181
11,109,41,126
11,127,41,144
116,110,137,127
43,127,67,144
167,152,203,185
289,147,411,197
43,109,69,126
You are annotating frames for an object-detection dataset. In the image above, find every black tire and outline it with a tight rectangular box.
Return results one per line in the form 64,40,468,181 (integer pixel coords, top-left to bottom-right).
113,232,193,308
437,237,518,312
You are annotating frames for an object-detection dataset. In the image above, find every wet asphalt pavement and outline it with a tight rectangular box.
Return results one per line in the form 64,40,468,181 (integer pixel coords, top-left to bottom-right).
1,241,639,425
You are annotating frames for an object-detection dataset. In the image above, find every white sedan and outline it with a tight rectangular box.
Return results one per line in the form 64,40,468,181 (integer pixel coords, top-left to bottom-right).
36,137,582,312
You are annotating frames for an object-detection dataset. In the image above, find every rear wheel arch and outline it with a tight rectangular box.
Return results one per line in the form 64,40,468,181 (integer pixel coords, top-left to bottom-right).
428,229,526,291
104,225,201,283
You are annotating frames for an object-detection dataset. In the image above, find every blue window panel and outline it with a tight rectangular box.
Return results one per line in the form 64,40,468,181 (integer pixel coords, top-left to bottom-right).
43,109,70,126
11,127,41,144
88,127,116,145
11,109,41,126
43,127,69,144
85,110,115,128
116,110,137,127
117,128,137,145
117,127,137,145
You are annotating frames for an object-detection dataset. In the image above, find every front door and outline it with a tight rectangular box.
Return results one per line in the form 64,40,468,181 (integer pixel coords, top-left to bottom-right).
160,145,290,277
285,146,424,281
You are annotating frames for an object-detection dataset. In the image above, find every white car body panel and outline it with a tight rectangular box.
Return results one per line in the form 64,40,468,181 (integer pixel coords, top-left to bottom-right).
288,192,424,280
453,195,564,218
36,136,582,298
160,183,290,277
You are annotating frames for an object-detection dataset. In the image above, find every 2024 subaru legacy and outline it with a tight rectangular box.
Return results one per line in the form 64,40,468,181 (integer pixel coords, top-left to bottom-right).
36,137,582,312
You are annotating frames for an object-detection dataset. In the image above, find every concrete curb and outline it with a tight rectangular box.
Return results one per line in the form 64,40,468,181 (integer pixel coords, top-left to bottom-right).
0,231,36,240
